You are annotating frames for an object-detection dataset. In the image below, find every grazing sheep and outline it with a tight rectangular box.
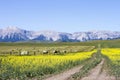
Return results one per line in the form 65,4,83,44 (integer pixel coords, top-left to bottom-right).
42,50,48,54
53,50,60,54
20,51,29,55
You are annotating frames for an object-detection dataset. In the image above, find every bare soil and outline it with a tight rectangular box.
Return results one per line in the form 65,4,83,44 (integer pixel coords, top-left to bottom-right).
43,65,82,80
80,59,116,80
43,59,118,80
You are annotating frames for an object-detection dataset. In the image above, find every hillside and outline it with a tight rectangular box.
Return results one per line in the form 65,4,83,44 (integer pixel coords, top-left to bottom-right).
1,39,120,48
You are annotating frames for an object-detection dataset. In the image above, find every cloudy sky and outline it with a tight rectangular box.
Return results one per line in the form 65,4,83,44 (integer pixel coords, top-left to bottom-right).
0,0,120,32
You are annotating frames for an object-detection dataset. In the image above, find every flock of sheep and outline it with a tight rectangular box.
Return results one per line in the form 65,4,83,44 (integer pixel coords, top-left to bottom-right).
0,46,95,56
10,49,67,55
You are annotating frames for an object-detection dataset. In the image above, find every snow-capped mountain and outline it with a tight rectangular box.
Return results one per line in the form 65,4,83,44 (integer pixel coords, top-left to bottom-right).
0,27,120,42
0,27,29,42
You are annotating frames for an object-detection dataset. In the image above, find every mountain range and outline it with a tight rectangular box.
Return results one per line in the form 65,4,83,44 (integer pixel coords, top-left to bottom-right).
0,26,120,42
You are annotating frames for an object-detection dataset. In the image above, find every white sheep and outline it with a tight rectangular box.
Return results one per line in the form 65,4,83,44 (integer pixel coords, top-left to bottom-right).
20,51,29,55
42,50,48,54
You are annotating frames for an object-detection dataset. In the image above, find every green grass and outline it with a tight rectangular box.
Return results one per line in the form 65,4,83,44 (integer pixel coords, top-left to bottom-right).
1,39,120,48
102,54,120,80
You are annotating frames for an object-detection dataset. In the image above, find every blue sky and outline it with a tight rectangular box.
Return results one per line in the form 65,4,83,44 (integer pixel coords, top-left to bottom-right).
0,0,120,32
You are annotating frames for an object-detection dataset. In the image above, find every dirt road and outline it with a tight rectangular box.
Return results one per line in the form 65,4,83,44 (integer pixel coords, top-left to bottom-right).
80,59,115,80
44,59,117,80
44,65,82,80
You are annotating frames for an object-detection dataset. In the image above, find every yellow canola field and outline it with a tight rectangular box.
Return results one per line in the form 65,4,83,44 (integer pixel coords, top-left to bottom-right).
0,50,96,79
102,48,120,65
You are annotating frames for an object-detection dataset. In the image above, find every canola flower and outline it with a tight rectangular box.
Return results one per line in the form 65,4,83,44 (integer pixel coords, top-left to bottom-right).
102,48,120,78
102,48,120,64
0,50,96,79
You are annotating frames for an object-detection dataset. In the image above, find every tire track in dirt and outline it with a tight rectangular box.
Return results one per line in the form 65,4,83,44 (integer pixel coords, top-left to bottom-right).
97,70,115,80
43,65,82,80
80,59,116,80
43,59,117,80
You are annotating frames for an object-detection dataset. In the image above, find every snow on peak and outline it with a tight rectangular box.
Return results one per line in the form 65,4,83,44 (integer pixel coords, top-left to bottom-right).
0,27,120,42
